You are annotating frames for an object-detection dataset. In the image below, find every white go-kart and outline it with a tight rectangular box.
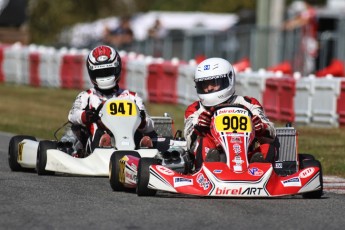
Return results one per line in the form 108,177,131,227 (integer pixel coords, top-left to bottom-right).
8,98,176,176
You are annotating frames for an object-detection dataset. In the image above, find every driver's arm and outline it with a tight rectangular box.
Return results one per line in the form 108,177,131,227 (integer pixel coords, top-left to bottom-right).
247,97,276,144
68,91,90,126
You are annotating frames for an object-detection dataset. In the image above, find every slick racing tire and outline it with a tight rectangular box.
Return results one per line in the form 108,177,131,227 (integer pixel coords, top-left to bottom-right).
300,159,323,199
109,151,140,191
36,140,57,175
298,153,315,162
8,135,37,171
136,158,159,197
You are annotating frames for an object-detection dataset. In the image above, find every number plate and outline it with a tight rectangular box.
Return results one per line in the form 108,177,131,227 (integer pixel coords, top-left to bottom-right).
106,100,137,116
214,114,252,132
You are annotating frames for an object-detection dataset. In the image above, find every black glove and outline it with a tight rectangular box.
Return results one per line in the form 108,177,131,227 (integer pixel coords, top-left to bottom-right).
138,110,146,129
82,108,99,124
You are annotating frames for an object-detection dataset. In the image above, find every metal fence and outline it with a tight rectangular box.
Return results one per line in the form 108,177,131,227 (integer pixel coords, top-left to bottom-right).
126,17,345,75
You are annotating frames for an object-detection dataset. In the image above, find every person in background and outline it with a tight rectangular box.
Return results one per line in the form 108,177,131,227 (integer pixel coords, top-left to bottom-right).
148,18,167,39
284,0,318,75
184,57,277,171
103,16,134,50
68,45,154,156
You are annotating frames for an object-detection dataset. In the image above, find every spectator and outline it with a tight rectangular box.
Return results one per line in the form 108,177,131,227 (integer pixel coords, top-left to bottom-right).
284,0,318,75
103,16,134,50
148,18,167,39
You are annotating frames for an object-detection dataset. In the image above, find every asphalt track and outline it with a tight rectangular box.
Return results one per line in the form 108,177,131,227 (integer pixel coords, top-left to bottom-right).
1,132,345,230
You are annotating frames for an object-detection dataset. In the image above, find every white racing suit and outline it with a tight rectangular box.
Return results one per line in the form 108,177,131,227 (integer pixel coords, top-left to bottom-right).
184,95,277,170
68,87,154,153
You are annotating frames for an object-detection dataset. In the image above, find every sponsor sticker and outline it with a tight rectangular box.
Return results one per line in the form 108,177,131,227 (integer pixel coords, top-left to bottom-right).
213,169,222,174
248,167,264,176
156,165,174,176
173,177,193,187
204,65,210,70
233,144,242,155
299,167,315,178
281,177,301,187
196,173,210,190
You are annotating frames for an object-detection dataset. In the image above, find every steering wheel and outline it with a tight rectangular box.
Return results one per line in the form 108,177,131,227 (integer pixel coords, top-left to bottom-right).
213,103,253,117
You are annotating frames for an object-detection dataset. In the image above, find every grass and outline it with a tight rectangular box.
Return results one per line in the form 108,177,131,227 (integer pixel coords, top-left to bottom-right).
1,83,345,177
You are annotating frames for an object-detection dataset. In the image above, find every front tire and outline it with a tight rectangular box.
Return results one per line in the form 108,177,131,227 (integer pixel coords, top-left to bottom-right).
36,140,57,175
136,158,159,196
8,135,36,171
109,151,141,191
300,159,323,199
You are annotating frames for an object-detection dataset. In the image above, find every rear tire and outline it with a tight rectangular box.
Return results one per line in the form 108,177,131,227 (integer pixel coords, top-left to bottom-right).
8,135,36,171
300,159,323,199
109,151,140,191
298,153,315,163
136,158,159,196
36,140,57,175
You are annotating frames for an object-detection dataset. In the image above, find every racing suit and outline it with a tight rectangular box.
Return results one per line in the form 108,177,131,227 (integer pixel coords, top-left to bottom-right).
68,87,154,153
184,95,277,170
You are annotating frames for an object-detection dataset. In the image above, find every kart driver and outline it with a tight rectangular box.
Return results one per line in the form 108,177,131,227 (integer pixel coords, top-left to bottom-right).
184,57,277,171
68,45,154,155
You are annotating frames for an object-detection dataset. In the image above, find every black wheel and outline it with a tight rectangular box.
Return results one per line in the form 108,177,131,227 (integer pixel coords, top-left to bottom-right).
298,153,315,163
8,135,36,171
109,151,141,191
36,140,57,175
300,159,323,199
136,158,159,196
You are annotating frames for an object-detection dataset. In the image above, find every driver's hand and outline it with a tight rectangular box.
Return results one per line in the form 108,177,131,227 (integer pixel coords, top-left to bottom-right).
196,109,214,128
82,108,99,124
252,115,268,136
138,110,146,129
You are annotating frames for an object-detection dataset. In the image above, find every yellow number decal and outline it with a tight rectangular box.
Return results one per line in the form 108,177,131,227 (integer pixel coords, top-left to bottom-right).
215,114,252,132
106,100,137,116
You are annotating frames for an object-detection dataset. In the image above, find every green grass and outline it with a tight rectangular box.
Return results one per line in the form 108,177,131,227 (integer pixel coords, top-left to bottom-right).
1,83,345,177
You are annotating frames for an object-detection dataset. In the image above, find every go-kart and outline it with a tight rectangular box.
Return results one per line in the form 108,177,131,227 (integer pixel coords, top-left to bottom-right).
136,104,323,198
8,98,175,177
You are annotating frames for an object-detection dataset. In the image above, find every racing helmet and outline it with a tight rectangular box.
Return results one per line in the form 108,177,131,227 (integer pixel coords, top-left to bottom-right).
86,45,122,91
194,57,235,107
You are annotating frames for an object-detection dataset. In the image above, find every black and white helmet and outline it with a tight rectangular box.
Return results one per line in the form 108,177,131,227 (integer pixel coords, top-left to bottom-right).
194,58,235,107
86,45,121,91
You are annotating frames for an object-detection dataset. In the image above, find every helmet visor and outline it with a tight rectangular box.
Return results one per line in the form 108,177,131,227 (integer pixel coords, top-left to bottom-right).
195,74,231,94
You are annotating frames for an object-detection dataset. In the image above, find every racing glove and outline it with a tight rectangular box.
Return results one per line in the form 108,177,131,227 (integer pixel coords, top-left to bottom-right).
252,115,268,136
194,108,214,136
82,108,99,124
138,110,147,129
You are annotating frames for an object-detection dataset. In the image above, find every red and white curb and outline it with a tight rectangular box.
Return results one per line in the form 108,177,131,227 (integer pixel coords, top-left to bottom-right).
323,176,345,194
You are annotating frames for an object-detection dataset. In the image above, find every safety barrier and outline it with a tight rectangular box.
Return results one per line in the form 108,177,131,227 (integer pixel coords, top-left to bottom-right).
29,51,41,87
263,77,296,122
60,52,86,89
177,63,198,105
236,71,270,105
310,77,342,127
125,57,150,101
294,77,315,125
337,80,345,126
1,43,345,127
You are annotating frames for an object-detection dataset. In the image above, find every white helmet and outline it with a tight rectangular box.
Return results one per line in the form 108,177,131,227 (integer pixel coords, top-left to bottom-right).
194,58,235,107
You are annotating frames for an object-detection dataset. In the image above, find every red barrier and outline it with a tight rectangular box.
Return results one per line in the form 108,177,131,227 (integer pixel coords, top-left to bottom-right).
337,80,345,126
266,61,293,75
233,57,250,73
118,56,127,89
315,59,345,77
147,62,164,103
29,52,41,87
263,77,296,122
0,45,5,82
60,54,84,89
161,61,178,104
